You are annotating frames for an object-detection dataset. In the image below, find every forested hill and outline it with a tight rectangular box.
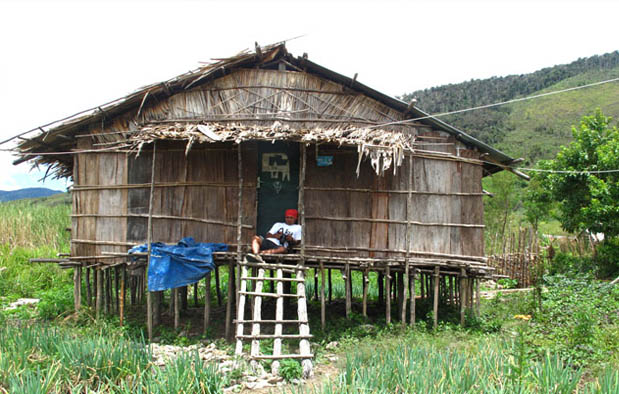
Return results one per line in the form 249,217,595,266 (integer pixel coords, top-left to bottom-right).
400,51,619,164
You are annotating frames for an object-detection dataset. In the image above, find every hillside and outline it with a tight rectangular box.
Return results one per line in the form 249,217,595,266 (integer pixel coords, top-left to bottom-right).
401,51,619,164
0,187,65,202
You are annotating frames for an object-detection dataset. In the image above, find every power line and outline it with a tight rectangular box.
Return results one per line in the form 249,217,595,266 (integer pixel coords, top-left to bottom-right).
515,167,619,175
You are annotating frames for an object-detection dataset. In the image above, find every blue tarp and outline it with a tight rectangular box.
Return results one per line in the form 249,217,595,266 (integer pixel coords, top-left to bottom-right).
129,237,228,291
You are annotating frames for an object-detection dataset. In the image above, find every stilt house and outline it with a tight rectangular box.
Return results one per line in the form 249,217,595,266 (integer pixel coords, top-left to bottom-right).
11,42,524,373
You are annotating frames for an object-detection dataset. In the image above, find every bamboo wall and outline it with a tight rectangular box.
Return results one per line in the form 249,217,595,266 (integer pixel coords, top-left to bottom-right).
69,67,486,261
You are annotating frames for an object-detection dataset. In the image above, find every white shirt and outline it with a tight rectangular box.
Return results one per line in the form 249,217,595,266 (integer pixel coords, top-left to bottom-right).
266,222,302,247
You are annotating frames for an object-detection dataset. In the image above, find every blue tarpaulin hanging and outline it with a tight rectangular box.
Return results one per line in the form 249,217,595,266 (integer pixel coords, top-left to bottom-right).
129,237,228,292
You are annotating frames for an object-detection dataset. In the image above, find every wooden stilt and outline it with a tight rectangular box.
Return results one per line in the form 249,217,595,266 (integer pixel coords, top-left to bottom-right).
402,262,409,325
174,287,180,331
104,269,110,314
146,142,157,342
153,291,161,328
419,273,425,299
328,268,332,303
397,271,404,322
119,267,125,327
475,278,481,317
225,261,235,341
385,266,391,324
433,266,440,330
193,282,199,307
215,265,222,306
459,268,467,326
362,268,368,318
345,263,351,318
378,272,384,306
204,273,211,333
86,267,92,306
410,269,416,325
114,266,120,313
313,269,318,301
320,261,326,330
74,265,82,312
96,268,102,319
449,275,454,306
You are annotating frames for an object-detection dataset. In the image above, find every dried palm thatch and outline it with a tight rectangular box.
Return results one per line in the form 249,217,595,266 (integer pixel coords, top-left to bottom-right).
7,41,519,179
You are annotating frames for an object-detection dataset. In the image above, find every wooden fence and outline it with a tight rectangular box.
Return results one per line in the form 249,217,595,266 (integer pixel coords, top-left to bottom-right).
487,227,540,288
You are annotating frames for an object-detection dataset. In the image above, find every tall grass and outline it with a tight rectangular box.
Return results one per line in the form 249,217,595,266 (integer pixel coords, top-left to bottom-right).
294,329,617,393
0,322,227,393
0,197,72,306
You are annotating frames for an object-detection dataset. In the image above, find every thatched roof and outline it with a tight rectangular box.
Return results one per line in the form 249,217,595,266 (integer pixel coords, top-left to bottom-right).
7,42,520,179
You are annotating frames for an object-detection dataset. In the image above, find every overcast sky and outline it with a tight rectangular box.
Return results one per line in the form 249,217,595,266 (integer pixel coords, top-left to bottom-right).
1,0,617,191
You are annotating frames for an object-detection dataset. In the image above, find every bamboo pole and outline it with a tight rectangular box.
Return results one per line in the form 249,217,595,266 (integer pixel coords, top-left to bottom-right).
385,266,391,324
328,268,332,303
410,269,416,325
96,268,102,319
345,263,351,318
320,261,326,330
304,215,484,228
215,265,222,306
460,268,467,326
73,265,82,312
146,142,156,341
86,268,92,306
433,266,440,330
225,261,235,341
304,186,484,197
204,273,211,333
362,268,368,318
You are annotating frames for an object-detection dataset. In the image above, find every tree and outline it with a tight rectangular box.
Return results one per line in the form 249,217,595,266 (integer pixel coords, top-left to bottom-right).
531,109,619,237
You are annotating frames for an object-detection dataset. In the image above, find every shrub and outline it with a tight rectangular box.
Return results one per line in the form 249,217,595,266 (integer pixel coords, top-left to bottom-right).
279,359,302,382
594,238,619,278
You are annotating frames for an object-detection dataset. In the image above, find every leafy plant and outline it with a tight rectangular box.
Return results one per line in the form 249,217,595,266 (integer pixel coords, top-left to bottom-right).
279,359,302,382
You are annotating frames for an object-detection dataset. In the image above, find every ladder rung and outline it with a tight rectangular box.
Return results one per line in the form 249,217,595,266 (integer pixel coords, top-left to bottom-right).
241,276,305,282
239,261,308,271
238,291,303,298
236,334,313,339
250,354,314,360
235,319,307,324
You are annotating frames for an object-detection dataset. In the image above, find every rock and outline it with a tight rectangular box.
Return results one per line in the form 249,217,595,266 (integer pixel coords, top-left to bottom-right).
325,341,339,350
267,375,283,384
4,298,40,310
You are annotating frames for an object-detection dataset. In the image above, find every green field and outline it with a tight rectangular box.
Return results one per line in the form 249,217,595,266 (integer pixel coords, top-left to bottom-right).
1,196,618,393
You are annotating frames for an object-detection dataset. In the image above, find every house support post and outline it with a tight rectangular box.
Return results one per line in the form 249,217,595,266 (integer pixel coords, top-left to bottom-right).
96,268,102,319
204,273,211,333
410,269,416,326
345,263,351,318
320,261,326,330
362,268,368,318
385,266,391,324
146,142,157,341
119,267,125,327
433,266,440,330
73,265,82,312
459,268,467,326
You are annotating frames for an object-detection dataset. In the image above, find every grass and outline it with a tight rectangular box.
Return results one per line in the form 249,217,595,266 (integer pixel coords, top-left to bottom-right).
2,194,618,393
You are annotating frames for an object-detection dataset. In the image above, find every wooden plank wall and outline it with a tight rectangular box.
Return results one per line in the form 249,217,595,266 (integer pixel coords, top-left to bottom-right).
303,137,484,258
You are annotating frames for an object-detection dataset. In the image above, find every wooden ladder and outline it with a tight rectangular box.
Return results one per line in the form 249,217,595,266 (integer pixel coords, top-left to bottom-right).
234,254,313,377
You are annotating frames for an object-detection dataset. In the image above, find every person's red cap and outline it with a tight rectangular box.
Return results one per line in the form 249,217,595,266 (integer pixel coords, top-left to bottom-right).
285,209,298,219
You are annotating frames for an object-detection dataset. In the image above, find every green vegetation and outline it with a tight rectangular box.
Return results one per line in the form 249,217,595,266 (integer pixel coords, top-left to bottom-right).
0,323,227,393
0,197,72,313
401,51,619,164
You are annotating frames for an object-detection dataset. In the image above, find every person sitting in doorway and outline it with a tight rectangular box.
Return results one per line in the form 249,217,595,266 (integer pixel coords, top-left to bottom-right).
251,209,302,254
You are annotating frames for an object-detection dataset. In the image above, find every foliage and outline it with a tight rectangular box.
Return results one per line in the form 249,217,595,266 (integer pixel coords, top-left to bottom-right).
0,323,227,393
529,274,619,369
594,237,619,278
400,52,619,165
279,359,303,382
548,252,594,276
531,110,619,238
